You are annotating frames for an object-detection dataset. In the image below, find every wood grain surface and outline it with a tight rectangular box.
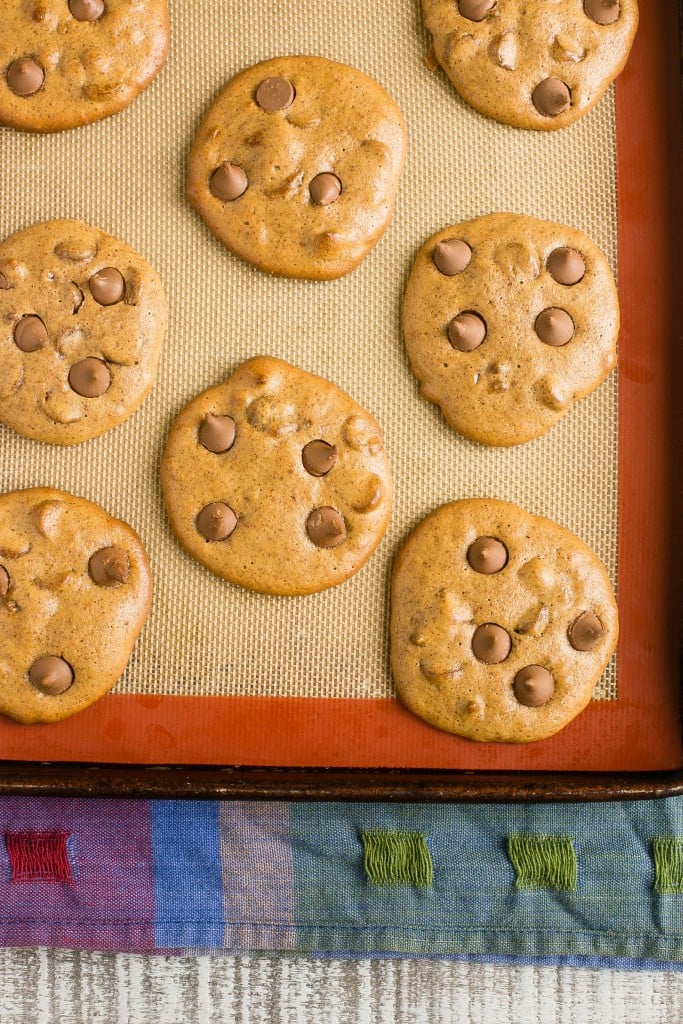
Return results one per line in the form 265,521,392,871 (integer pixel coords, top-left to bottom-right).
0,949,681,1023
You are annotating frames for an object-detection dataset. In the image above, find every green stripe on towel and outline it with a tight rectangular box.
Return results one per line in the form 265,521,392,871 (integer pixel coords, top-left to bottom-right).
652,838,683,894
507,834,577,891
361,830,433,887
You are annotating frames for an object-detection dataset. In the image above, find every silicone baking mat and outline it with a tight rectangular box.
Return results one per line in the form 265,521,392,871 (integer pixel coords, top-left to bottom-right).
0,2,680,774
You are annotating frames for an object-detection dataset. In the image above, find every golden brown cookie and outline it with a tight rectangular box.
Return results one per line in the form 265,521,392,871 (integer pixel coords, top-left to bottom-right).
390,498,618,743
160,356,392,595
403,213,618,446
0,218,167,444
422,0,638,130
186,56,407,279
0,0,169,133
0,487,152,723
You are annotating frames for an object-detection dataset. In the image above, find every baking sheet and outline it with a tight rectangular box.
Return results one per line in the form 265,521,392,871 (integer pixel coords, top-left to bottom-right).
0,1,680,775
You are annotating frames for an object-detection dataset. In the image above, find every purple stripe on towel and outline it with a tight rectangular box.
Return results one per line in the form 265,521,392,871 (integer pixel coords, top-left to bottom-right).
0,798,155,951
219,801,296,949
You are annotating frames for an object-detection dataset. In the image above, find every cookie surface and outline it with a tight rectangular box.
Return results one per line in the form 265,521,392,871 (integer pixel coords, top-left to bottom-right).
0,0,169,133
160,356,392,595
390,498,618,743
403,213,618,446
0,487,152,723
422,0,638,130
0,218,167,444
186,56,407,279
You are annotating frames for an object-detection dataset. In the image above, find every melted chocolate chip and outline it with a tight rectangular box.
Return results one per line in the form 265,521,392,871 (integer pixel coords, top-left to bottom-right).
0,566,9,596
309,173,341,206
302,440,337,477
467,536,508,574
532,78,571,117
306,507,346,548
68,357,111,397
547,247,586,285
0,273,9,289
14,315,48,352
89,267,125,305
199,414,236,453
513,665,554,707
584,0,620,24
568,611,604,651
458,0,497,20
29,656,74,695
71,284,85,314
210,163,248,201
6,57,44,97
447,311,487,352
55,239,98,262
535,307,575,347
471,623,511,664
89,546,130,587
255,77,295,112
196,502,237,541
69,0,105,19
433,238,472,276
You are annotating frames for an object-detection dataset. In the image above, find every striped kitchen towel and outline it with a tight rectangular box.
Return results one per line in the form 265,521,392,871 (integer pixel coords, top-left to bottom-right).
1,796,683,964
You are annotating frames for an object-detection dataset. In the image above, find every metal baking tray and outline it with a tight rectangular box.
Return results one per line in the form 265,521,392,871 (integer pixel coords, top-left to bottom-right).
0,2,680,800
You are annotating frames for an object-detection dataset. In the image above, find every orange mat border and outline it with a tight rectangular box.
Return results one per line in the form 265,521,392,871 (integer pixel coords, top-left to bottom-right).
2,4,681,771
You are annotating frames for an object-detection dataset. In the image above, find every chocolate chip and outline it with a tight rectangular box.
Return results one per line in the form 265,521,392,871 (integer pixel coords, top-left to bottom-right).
210,163,248,202
306,507,346,548
584,0,619,24
199,414,236,453
255,77,295,112
89,267,125,305
0,566,9,596
89,546,130,587
29,656,74,696
71,284,85,313
547,247,586,285
309,173,342,206
14,315,48,352
535,307,575,347
472,623,511,664
68,357,111,397
0,273,9,289
568,611,604,651
467,536,508,574
458,0,497,20
532,79,571,117
433,238,472,276
69,0,105,19
196,502,237,541
513,665,554,707
302,440,337,477
6,57,44,97
55,239,98,262
447,311,487,352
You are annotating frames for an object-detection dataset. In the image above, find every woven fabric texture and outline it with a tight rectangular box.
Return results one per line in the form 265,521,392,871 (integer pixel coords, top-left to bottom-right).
507,834,578,891
0,0,618,700
1,796,683,961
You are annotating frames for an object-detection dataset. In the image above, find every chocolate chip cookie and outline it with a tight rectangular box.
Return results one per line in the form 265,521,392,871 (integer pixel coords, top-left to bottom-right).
390,498,618,743
186,56,407,279
403,212,619,446
0,218,167,444
422,0,638,129
0,487,152,723
0,0,169,133
160,356,393,595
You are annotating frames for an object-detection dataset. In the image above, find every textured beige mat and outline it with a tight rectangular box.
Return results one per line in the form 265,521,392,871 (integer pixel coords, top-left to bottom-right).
0,0,618,700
